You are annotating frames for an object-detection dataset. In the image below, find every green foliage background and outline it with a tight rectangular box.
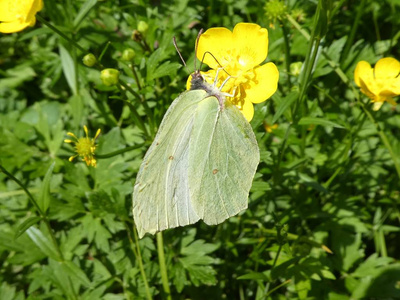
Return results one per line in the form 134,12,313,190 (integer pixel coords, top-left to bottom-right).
1,0,400,299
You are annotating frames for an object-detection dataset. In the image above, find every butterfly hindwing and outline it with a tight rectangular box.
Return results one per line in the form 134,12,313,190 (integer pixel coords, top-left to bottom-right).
188,98,260,224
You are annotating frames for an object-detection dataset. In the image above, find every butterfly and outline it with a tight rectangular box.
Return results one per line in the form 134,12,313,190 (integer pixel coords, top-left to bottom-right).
132,32,260,238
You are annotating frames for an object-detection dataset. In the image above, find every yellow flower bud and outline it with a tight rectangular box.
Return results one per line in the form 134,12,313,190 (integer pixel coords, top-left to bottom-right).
101,68,120,86
82,53,97,67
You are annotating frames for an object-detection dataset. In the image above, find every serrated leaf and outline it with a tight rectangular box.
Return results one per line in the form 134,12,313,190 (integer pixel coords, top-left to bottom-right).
26,227,61,261
59,45,77,94
15,216,42,239
38,162,55,213
298,117,345,129
62,261,92,288
148,61,180,80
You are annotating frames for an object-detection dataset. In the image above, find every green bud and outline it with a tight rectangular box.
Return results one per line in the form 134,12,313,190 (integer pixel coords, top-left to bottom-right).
290,62,303,76
100,68,120,86
122,48,136,61
264,0,287,28
82,53,97,67
137,21,149,34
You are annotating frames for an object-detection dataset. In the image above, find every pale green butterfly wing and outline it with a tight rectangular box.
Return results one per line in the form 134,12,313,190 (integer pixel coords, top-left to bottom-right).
188,96,260,224
132,89,209,238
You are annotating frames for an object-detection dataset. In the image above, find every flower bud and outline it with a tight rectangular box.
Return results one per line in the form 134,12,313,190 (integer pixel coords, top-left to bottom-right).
137,21,149,34
131,29,142,42
82,53,97,67
264,0,287,28
100,68,120,86
122,48,136,61
290,62,303,76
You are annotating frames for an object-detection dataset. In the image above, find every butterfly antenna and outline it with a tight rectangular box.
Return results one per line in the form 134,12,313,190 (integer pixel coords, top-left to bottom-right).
200,51,231,77
194,29,204,71
173,37,187,69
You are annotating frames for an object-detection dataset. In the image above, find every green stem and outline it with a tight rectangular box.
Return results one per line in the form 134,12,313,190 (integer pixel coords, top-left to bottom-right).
156,232,172,300
340,0,366,62
0,164,64,261
96,144,146,159
263,243,282,295
125,223,152,300
275,10,324,175
36,14,86,53
116,85,150,137
118,80,155,137
280,21,292,89
131,64,142,90
266,279,291,297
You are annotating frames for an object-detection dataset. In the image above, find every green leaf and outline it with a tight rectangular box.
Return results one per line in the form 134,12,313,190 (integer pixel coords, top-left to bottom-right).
272,91,297,123
73,0,98,29
62,261,92,288
26,227,61,261
148,61,181,80
38,161,55,213
59,45,77,94
15,216,42,239
237,272,269,281
298,117,345,128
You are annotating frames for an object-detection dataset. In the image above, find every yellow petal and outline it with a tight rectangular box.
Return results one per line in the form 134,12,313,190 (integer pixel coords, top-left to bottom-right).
374,57,400,79
245,62,279,104
391,76,400,94
240,98,255,121
232,23,269,68
0,21,30,33
358,77,376,100
372,101,384,111
0,1,15,22
197,27,234,69
354,61,372,87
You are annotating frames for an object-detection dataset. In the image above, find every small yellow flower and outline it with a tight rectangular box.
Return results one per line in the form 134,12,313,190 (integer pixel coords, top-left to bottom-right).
64,126,101,167
188,23,279,121
0,0,43,33
354,57,400,111
263,122,278,133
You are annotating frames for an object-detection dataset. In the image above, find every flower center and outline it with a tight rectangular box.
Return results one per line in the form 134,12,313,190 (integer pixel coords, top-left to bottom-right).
76,137,95,157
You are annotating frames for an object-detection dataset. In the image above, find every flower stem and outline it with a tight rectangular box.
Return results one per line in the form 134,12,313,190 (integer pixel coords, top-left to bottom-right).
36,14,86,53
125,223,152,300
131,64,142,90
0,164,64,261
96,144,146,159
156,232,172,300
280,21,292,89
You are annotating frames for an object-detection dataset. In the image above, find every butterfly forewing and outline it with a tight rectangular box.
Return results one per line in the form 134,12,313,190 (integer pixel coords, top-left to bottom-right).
132,90,208,238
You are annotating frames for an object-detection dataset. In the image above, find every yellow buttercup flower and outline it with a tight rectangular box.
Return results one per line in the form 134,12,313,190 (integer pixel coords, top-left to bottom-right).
188,23,279,121
354,57,400,111
0,0,43,33
64,126,101,167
